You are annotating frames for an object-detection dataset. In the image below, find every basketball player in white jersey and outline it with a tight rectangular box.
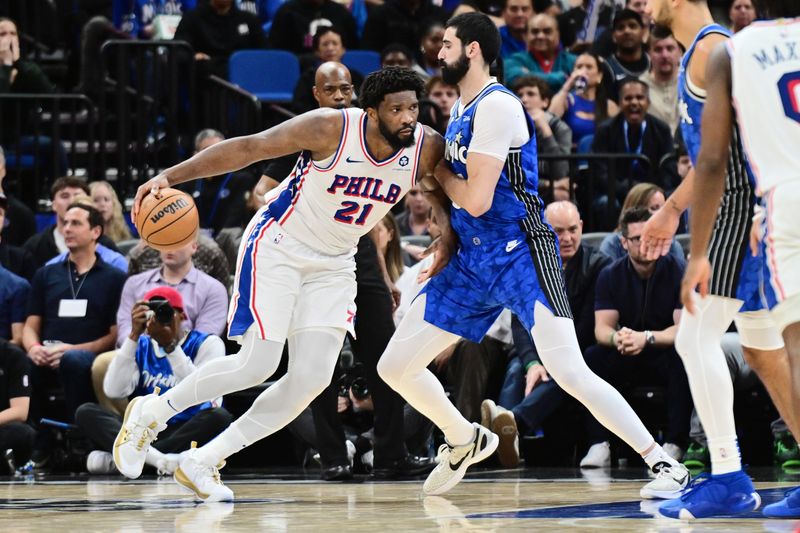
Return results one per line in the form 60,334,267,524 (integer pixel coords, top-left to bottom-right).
679,0,800,518
113,68,454,501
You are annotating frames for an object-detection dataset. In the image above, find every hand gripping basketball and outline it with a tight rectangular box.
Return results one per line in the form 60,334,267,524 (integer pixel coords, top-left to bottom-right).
133,177,199,252
132,174,171,223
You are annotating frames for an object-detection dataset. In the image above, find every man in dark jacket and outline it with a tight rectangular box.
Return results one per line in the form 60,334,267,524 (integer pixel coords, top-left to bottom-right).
482,201,611,467
0,147,36,249
0,192,36,281
268,0,358,55
174,0,268,79
591,78,678,221
360,0,446,55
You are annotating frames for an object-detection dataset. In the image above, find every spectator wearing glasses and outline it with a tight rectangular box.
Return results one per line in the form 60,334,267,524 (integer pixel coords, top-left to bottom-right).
579,206,691,467
598,183,684,262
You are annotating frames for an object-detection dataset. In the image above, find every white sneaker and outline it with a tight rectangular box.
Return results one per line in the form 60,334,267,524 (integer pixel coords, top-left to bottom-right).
580,441,611,468
86,450,118,474
174,446,233,502
113,391,167,479
491,409,520,468
422,423,499,496
640,461,690,499
662,442,684,462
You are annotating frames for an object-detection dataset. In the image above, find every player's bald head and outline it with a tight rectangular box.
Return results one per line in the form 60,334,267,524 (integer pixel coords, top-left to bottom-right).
313,61,354,109
315,61,352,87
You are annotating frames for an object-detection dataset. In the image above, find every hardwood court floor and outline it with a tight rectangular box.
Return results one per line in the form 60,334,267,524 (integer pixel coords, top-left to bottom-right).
1,467,799,532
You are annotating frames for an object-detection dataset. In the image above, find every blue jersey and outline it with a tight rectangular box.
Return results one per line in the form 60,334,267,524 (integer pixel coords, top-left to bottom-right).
679,24,731,166
425,82,571,342
133,330,214,424
443,82,541,240
678,23,771,310
113,0,196,37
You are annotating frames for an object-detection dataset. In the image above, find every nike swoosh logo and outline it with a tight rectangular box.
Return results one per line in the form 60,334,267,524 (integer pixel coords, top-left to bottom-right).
346,156,364,163
448,431,483,471
505,240,521,253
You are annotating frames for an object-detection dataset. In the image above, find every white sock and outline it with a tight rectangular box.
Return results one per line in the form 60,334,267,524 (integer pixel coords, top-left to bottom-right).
145,446,166,468
642,444,679,470
375,294,473,446
675,294,743,476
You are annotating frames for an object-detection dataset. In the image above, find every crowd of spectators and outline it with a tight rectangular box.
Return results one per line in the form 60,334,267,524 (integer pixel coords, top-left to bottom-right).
1,0,792,478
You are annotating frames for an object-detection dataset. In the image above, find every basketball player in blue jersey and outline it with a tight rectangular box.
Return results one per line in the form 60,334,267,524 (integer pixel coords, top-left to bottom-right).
113,68,453,501
641,0,793,519
376,12,690,497
673,0,800,518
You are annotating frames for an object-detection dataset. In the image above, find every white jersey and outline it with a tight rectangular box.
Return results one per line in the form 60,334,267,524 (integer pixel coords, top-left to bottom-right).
263,107,424,255
730,18,800,193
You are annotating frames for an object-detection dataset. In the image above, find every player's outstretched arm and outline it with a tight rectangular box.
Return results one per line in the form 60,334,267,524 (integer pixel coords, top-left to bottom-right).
132,108,344,218
681,42,734,312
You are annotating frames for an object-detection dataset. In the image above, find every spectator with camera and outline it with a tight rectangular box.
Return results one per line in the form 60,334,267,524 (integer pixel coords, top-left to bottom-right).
0,338,34,474
22,202,127,465
116,237,228,347
75,287,232,475
580,206,691,467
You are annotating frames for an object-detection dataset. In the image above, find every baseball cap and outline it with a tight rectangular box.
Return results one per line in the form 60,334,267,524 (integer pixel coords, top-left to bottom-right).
143,286,184,311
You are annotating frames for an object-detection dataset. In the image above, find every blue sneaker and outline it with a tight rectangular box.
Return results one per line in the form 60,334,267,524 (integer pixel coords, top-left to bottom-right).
763,486,800,518
658,471,760,519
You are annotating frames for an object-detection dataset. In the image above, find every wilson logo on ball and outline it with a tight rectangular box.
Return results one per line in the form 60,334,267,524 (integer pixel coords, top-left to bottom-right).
150,197,190,224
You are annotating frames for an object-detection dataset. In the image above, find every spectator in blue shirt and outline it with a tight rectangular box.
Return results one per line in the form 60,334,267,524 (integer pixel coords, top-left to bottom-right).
22,203,126,464
579,206,692,467
498,0,532,60
0,263,29,346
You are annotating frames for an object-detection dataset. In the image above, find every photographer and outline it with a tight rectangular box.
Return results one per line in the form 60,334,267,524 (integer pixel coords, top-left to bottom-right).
74,287,232,475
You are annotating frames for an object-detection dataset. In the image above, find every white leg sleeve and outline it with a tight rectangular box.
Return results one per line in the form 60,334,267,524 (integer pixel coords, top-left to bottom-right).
152,326,285,423
675,293,742,475
531,302,654,454
376,293,474,446
195,327,346,466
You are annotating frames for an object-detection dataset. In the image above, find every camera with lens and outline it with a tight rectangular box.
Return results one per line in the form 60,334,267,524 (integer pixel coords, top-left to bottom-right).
146,299,175,325
337,363,370,401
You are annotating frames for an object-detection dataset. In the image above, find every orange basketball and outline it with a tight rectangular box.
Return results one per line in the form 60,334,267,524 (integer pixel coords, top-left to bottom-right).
135,187,199,251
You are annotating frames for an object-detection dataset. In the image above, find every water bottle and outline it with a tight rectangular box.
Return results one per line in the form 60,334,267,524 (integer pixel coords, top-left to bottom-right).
574,75,588,95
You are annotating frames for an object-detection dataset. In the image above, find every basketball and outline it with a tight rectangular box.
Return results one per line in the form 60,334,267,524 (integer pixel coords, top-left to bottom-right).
135,187,199,251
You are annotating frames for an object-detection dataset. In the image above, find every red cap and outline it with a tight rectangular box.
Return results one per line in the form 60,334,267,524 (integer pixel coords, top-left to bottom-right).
143,286,184,311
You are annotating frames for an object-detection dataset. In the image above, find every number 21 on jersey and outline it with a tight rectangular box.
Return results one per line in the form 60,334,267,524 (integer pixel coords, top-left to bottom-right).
334,202,374,225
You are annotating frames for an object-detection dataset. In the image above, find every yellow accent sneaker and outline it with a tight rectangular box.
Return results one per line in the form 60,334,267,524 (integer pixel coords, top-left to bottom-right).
174,445,233,502
112,390,166,479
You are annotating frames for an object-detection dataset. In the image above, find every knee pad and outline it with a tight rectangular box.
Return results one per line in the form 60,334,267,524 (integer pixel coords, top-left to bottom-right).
734,310,784,351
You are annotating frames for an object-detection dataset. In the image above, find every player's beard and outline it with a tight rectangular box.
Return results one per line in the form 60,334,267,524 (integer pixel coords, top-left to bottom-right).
379,119,416,150
440,50,470,86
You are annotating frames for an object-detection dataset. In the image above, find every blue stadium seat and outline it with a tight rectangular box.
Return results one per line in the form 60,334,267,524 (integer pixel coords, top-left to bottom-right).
229,50,300,103
342,50,381,77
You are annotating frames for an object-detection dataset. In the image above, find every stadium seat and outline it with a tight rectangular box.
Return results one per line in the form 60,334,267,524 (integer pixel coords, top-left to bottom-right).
229,50,300,104
116,238,140,257
581,231,610,250
342,50,381,77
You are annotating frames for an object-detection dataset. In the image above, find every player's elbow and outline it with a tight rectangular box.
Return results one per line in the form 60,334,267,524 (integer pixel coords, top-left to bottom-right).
463,197,493,218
